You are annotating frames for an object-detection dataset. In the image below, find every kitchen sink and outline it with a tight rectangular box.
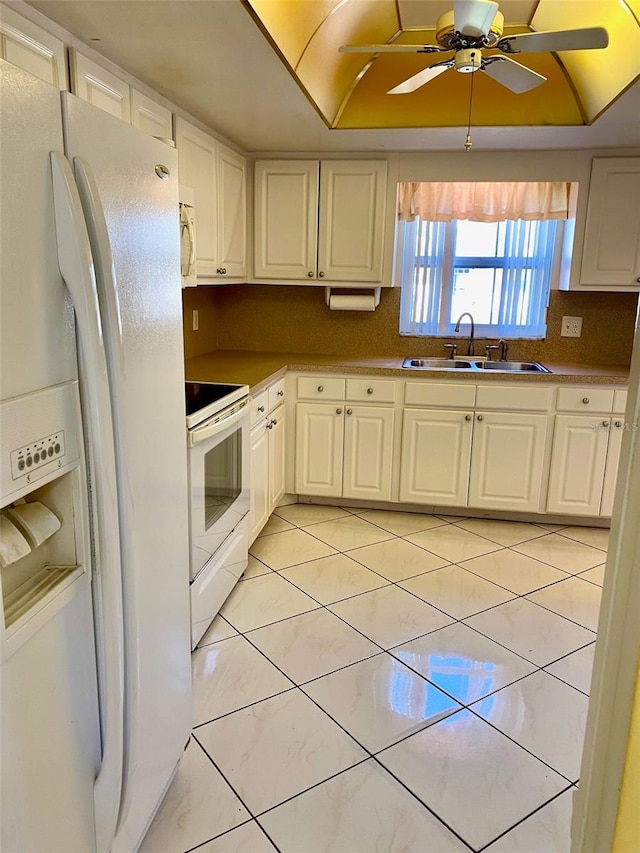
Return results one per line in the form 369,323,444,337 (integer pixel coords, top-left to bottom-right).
402,358,550,373
474,361,550,373
402,358,474,370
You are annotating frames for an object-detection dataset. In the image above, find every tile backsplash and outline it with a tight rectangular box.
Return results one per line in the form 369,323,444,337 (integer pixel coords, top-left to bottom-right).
183,285,637,366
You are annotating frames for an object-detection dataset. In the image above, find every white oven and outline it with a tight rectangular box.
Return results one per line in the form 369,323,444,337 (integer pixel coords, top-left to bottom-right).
186,382,250,647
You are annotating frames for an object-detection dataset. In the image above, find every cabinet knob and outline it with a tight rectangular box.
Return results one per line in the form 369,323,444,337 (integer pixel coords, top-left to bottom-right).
266,421,273,430
271,418,278,426
477,414,484,422
336,408,343,415
636,277,640,283
582,397,590,405
216,267,227,275
308,271,314,278
367,387,374,395
277,390,284,397
346,408,353,415
318,271,325,278
257,405,265,413
615,420,623,428
603,420,610,428
465,414,472,421
318,385,324,392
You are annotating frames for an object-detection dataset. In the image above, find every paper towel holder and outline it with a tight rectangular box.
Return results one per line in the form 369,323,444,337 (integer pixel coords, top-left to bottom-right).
325,287,381,310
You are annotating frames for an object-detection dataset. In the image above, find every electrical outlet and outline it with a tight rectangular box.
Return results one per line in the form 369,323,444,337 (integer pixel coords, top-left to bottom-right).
561,316,582,338
192,309,199,331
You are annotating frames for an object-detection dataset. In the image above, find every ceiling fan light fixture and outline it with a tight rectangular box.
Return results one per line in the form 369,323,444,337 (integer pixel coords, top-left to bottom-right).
455,48,482,73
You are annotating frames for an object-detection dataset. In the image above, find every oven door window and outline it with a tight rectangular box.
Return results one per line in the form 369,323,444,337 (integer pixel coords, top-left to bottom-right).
203,429,242,530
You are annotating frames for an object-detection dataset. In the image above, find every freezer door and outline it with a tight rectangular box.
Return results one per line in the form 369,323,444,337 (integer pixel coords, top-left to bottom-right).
62,93,192,853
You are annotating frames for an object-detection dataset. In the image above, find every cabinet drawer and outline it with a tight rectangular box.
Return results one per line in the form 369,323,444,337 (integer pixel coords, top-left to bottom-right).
251,390,268,427
613,389,628,415
345,378,396,403
556,387,614,413
476,385,552,412
297,376,346,401
405,382,476,408
268,377,286,411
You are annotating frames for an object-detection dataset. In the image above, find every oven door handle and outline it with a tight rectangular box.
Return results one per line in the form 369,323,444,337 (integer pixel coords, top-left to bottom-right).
188,401,248,447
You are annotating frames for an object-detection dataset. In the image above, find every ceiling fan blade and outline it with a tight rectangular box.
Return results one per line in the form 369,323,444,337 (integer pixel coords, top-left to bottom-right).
497,27,608,55
387,62,453,95
339,44,442,54
481,56,546,93
454,0,499,37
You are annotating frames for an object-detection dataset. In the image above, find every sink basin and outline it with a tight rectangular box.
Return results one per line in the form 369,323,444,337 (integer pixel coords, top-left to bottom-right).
402,358,474,370
402,357,550,373
475,361,550,373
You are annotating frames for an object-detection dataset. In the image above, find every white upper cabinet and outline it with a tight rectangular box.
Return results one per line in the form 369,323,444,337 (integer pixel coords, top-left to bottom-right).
216,144,247,279
580,158,640,289
254,159,388,284
70,52,131,122
254,160,319,280
0,5,67,89
175,118,247,282
131,89,172,140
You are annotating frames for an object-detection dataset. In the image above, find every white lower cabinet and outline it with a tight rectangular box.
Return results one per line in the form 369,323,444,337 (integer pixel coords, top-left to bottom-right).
399,408,548,511
469,412,549,512
399,409,472,506
249,378,286,543
295,402,394,501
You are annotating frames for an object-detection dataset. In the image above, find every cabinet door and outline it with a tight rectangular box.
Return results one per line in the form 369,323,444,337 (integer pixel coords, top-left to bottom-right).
131,89,172,139
175,118,218,278
343,406,395,502
601,420,624,517
547,415,609,515
268,406,286,509
580,158,640,288
70,52,131,122
217,144,246,278
399,409,472,506
254,160,319,279
469,412,548,512
250,421,270,543
295,402,343,497
318,160,387,282
0,5,67,89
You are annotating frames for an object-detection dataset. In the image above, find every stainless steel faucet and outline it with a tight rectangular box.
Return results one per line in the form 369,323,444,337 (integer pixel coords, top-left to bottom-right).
454,313,475,356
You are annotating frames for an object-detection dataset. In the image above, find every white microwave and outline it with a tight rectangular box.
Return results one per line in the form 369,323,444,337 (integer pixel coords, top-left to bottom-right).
179,185,197,287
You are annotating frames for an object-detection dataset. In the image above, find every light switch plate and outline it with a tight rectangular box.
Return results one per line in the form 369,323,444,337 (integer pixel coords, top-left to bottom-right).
561,316,582,337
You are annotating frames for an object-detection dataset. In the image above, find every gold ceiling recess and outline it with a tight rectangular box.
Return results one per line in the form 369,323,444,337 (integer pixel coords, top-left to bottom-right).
242,0,640,130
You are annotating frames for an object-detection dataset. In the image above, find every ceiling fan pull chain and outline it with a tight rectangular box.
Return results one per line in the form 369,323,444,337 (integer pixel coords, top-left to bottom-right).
465,55,476,152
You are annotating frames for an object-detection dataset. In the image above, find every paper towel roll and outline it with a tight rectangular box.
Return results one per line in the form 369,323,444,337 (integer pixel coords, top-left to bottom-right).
328,294,376,311
0,514,31,567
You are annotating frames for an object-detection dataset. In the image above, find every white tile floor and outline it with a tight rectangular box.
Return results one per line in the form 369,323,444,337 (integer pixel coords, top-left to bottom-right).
140,506,607,853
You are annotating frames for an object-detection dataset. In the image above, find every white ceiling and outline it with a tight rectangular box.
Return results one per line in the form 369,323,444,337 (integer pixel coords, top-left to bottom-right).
27,0,640,152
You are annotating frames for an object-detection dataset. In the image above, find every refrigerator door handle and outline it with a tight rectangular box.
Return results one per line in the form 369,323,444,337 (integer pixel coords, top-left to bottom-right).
50,151,125,853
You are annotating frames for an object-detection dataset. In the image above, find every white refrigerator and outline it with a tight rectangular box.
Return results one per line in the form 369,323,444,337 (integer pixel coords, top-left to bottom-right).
0,60,192,852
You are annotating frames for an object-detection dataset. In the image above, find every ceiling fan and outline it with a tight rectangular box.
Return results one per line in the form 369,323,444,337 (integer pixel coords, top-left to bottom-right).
339,0,608,95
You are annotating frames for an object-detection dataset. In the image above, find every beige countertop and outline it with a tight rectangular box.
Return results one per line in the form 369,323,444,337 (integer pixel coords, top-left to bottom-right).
185,350,631,395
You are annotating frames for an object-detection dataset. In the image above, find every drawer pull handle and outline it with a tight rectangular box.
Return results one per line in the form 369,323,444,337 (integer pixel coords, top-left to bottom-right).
346,409,353,415
615,421,623,428
582,397,590,404
477,414,484,422
257,405,265,413
465,414,472,422
367,387,374,394
336,408,343,415
318,385,324,392
277,390,284,397
603,420,610,428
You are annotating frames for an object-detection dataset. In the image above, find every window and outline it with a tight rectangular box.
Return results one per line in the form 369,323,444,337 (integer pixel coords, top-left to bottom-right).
396,181,571,340
399,216,560,339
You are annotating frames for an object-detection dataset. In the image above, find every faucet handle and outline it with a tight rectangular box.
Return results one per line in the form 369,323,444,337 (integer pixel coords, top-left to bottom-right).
498,339,509,361
443,343,457,360
485,344,500,362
